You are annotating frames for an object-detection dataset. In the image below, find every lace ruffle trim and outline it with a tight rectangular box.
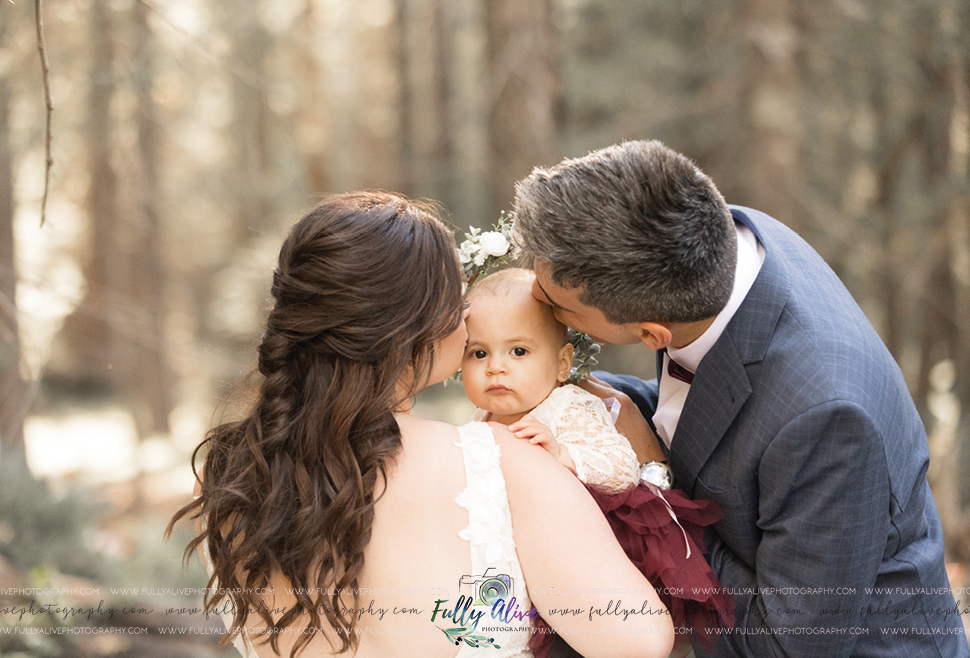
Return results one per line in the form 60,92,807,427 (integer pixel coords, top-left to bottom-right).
454,423,518,566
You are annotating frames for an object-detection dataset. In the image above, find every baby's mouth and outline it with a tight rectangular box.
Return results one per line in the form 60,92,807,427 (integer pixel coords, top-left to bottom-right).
486,384,510,393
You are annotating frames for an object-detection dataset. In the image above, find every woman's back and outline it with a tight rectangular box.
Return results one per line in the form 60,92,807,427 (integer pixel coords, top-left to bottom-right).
338,415,476,657
231,416,469,658
239,415,535,658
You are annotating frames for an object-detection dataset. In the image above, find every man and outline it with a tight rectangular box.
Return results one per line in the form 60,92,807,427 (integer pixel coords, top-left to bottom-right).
513,140,968,657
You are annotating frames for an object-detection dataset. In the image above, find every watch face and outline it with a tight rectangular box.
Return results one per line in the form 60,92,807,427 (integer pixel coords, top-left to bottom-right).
639,462,673,489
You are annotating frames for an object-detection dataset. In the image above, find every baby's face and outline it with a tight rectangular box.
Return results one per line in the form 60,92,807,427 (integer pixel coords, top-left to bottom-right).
462,291,571,425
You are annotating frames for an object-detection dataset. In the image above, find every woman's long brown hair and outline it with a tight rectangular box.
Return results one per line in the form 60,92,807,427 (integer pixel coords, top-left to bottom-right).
167,192,464,656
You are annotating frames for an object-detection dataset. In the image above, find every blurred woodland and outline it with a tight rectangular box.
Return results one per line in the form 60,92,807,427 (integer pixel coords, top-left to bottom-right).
1,0,970,655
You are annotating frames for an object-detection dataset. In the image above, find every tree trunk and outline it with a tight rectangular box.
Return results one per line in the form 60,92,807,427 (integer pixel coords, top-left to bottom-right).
445,0,490,228
948,11,970,447
296,0,331,196
394,0,416,197
430,0,455,208
485,0,561,215
130,0,172,435
738,0,804,230
48,0,119,394
224,0,273,244
0,16,29,470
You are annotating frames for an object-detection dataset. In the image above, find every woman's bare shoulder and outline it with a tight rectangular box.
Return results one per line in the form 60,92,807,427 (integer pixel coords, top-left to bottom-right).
392,415,465,470
394,413,462,440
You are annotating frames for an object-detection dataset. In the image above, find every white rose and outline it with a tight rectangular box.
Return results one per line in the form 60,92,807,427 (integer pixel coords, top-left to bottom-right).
478,231,510,257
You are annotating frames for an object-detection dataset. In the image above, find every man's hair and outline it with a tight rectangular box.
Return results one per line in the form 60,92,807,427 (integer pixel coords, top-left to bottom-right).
513,140,738,324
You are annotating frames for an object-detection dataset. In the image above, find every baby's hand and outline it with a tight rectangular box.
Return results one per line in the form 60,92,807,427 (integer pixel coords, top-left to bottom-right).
508,415,576,473
508,414,556,453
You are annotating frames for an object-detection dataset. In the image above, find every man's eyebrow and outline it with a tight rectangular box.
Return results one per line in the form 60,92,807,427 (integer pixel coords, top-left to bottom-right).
535,276,570,312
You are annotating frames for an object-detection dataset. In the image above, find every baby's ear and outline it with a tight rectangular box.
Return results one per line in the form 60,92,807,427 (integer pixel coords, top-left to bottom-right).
558,342,575,381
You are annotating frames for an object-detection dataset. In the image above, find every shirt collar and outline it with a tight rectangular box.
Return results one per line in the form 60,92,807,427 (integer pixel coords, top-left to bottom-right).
667,223,765,373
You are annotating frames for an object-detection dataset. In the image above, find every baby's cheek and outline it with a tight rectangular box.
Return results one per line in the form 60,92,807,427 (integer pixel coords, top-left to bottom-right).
460,364,481,390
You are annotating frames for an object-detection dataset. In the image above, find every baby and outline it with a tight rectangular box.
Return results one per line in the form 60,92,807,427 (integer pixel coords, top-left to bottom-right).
462,270,733,657
461,268,640,493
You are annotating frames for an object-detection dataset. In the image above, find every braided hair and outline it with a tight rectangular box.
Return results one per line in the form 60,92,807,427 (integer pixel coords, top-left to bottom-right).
168,192,465,656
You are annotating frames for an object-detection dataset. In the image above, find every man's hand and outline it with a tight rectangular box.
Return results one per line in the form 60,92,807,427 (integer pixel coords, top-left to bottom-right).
508,414,577,473
578,374,666,464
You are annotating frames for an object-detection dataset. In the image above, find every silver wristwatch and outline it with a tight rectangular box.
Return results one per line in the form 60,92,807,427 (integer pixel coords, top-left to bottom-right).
639,461,673,490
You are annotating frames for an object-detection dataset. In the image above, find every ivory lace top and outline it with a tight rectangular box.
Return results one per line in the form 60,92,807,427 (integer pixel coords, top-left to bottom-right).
475,384,640,494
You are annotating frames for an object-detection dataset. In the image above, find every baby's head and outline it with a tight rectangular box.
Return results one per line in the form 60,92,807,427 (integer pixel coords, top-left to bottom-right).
462,268,574,424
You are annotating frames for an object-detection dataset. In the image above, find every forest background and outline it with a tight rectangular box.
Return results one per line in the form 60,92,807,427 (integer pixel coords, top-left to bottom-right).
2,0,970,655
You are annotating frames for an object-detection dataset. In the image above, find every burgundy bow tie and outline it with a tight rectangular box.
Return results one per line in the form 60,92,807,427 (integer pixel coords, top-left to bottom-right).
663,349,695,385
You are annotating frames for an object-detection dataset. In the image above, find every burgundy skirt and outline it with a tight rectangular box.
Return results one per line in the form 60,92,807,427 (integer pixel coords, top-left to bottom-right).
528,482,735,657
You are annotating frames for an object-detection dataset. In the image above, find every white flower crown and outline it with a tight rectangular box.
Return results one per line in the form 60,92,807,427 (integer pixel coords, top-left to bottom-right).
458,211,515,286
455,213,600,384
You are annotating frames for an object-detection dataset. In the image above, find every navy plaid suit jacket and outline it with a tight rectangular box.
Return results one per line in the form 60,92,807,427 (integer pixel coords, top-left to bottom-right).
600,206,968,657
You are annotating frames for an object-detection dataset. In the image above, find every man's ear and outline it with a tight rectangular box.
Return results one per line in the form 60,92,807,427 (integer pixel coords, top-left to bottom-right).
638,322,672,351
557,342,575,382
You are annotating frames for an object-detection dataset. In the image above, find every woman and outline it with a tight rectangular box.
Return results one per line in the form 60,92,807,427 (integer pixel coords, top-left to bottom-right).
168,192,673,658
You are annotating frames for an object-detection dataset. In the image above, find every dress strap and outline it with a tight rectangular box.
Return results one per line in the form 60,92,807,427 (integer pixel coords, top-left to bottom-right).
453,422,533,657
454,421,518,566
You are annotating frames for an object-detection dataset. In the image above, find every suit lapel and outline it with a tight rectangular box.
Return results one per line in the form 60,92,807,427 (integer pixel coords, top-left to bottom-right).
667,206,791,496
669,335,751,497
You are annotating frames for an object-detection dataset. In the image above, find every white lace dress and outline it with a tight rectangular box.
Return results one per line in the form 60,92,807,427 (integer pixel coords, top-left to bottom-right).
454,421,532,657
476,384,640,494
202,421,532,658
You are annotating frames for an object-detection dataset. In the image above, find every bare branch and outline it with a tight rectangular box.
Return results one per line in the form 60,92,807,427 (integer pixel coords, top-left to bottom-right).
34,0,53,227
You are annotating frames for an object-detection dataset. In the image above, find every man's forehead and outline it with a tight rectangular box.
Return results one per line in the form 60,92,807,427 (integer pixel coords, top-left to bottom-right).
532,264,578,311
533,276,558,307
532,260,560,288
533,261,578,288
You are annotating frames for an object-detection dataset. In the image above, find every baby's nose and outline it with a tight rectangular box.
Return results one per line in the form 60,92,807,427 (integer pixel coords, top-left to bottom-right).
486,355,508,373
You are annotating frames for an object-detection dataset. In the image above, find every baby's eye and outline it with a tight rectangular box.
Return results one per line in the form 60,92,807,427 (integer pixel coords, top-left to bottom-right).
512,347,528,357
472,349,488,359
